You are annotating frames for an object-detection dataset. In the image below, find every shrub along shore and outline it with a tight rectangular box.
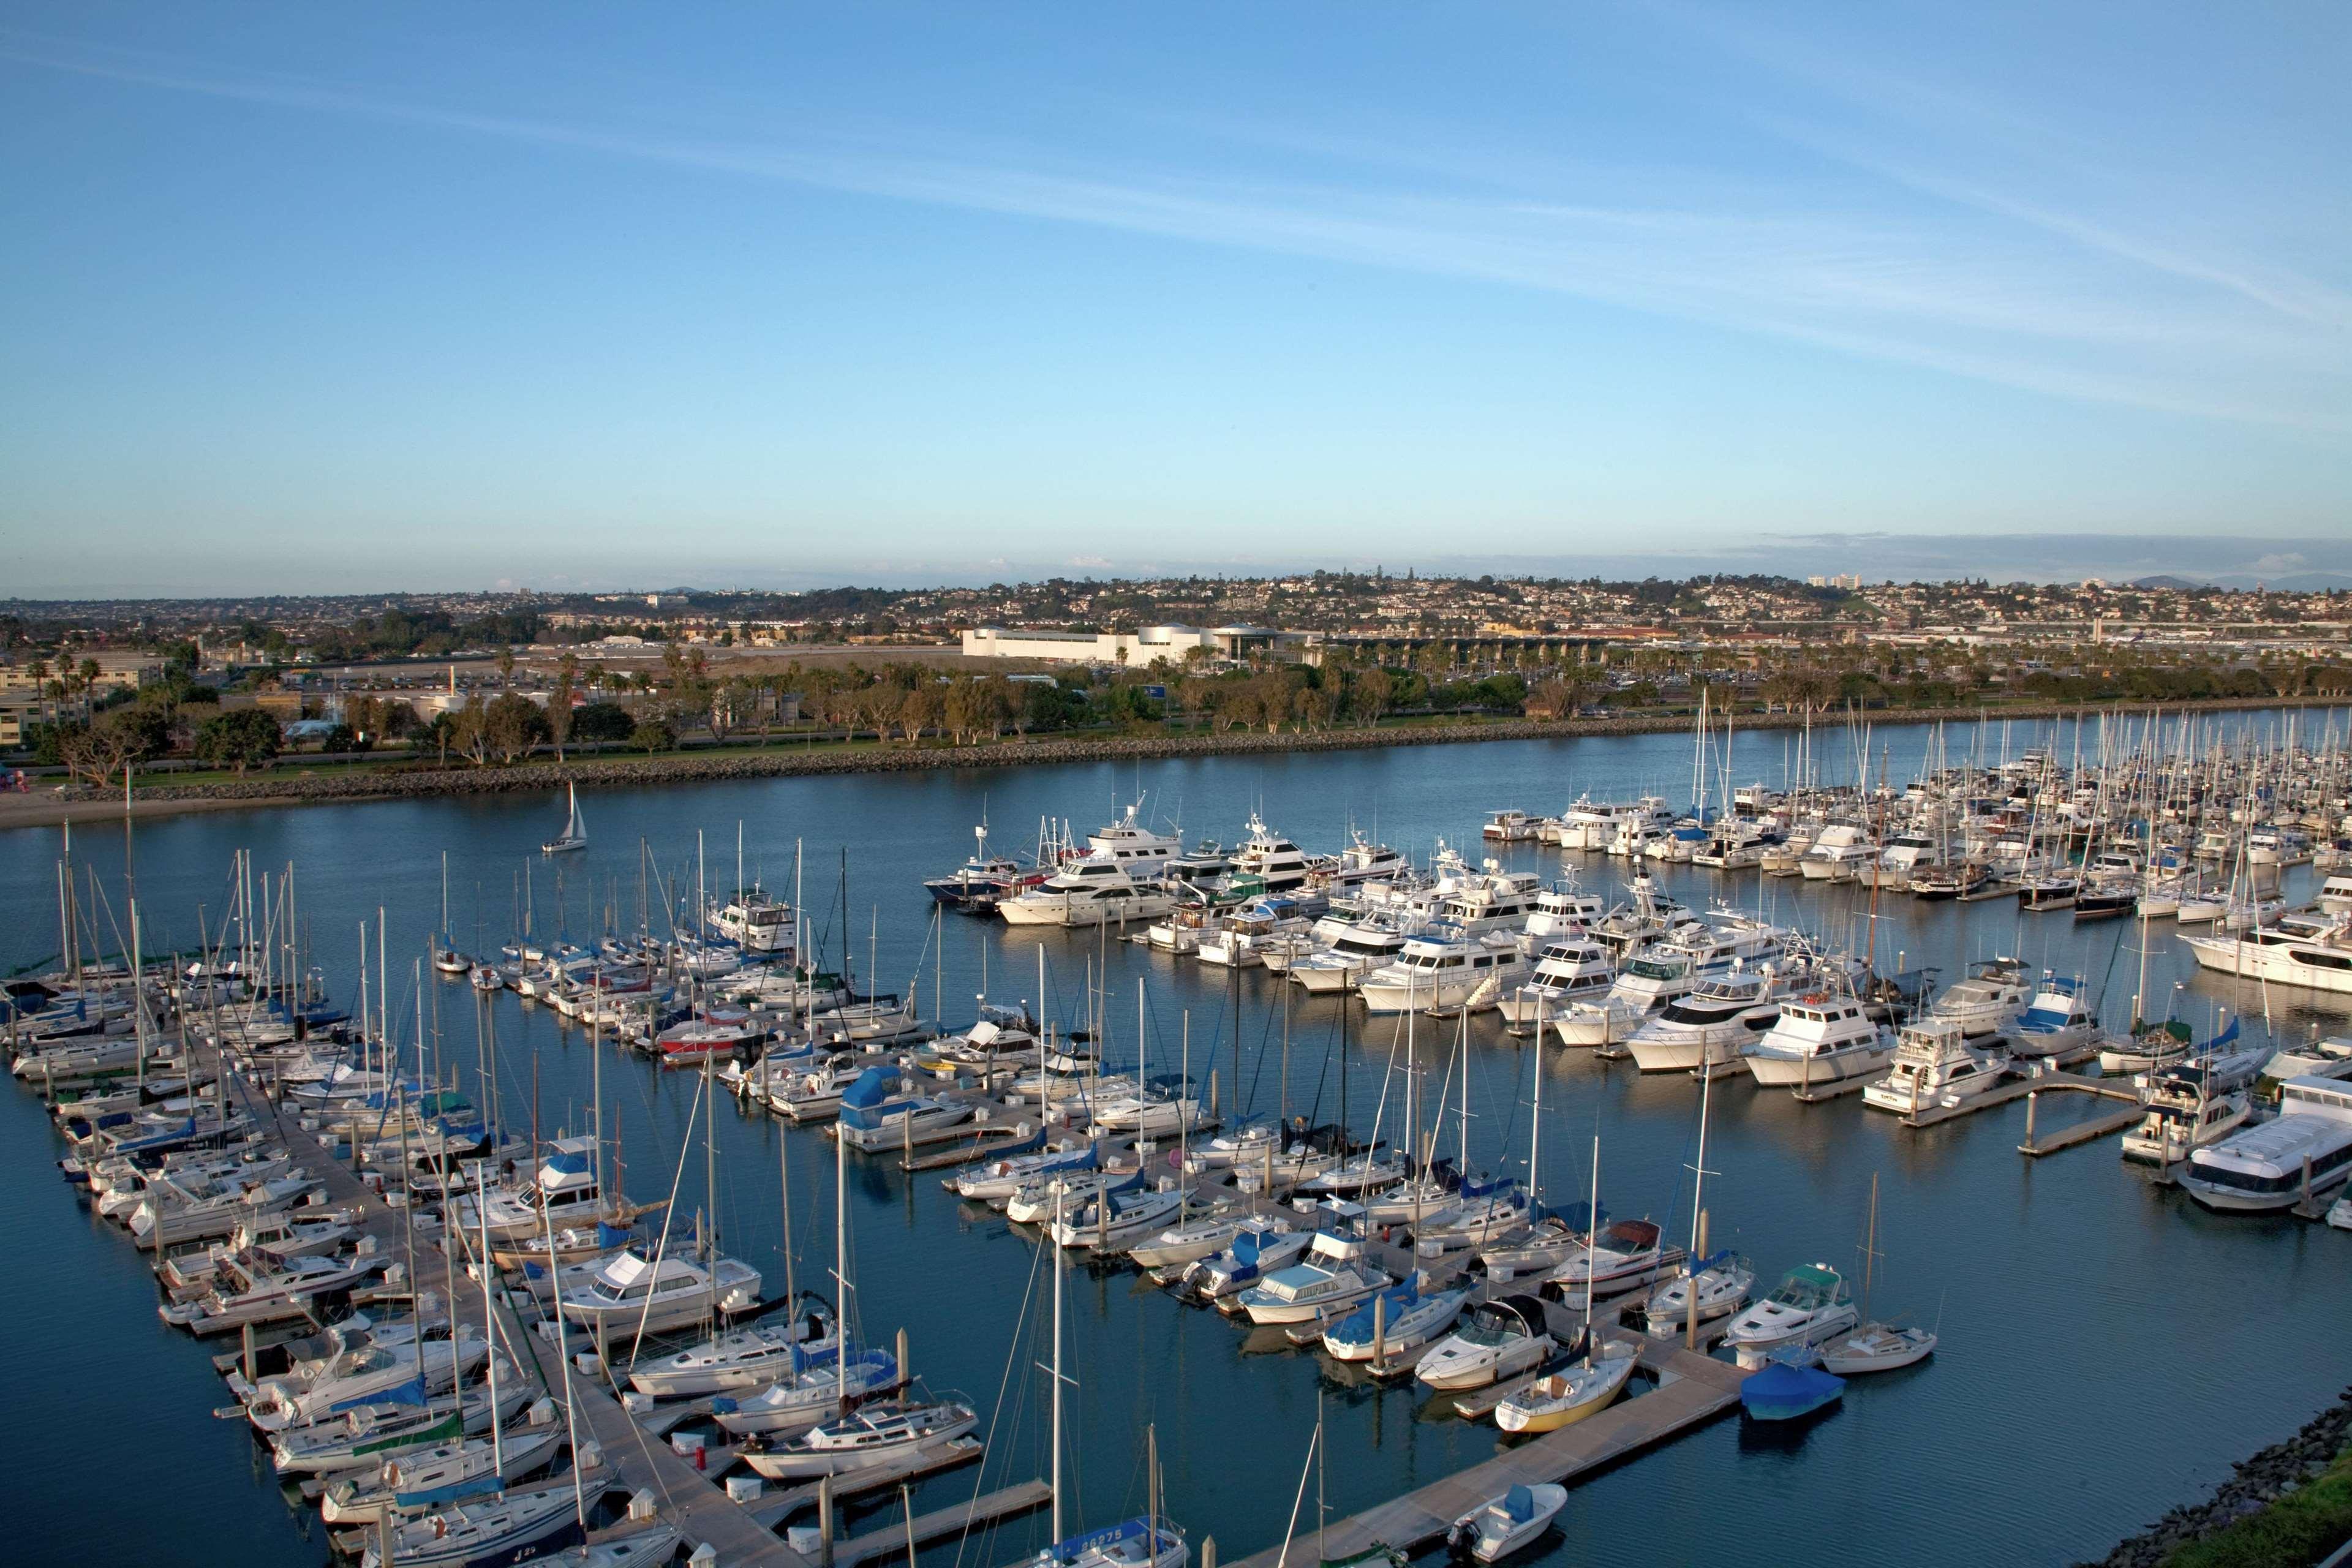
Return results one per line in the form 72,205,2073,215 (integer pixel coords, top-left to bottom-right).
10,693,2342,828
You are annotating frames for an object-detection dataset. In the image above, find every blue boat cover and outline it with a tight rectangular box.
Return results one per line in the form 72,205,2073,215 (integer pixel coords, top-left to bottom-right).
1054,1518,1147,1559
334,1375,427,1412
1504,1485,1536,1523
841,1068,894,1111
1740,1362,1845,1419
545,1148,592,1176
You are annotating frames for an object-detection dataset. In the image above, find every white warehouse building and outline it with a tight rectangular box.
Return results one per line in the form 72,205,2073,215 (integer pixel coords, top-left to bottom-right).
960,624,1300,668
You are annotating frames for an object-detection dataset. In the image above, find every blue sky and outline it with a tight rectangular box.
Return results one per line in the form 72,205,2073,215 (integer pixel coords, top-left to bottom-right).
2,1,2346,594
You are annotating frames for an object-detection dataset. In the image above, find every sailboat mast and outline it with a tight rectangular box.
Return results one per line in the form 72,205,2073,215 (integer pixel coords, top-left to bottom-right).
1585,1135,1600,1367
1050,1183,1066,1543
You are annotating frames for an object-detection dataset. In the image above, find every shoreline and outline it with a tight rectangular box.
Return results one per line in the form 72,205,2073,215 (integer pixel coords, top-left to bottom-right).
2077,1385,2352,1567
4,695,2342,831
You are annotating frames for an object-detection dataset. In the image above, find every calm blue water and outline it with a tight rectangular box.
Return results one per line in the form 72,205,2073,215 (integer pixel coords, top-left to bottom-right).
6,711,2349,1568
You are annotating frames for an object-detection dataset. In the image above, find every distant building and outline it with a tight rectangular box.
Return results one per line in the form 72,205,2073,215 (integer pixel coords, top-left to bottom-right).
960,624,1303,668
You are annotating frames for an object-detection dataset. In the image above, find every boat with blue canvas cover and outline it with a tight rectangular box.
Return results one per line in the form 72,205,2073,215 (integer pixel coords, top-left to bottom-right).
1320,1280,1469,1362
834,1066,973,1152
1740,1357,1846,1421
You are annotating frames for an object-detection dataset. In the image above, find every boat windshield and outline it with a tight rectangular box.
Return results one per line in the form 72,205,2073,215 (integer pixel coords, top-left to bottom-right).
1627,959,1683,981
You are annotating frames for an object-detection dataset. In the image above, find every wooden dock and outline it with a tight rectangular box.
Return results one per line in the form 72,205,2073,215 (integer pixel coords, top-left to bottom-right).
1221,1343,1745,1568
1894,1069,2138,1131
829,1480,1053,1567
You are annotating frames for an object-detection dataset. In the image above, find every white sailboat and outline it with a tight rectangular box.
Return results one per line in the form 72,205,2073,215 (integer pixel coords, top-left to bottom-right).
543,782,588,855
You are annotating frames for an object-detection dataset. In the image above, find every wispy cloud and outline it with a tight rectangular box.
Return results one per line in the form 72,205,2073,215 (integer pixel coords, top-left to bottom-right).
6,26,2346,433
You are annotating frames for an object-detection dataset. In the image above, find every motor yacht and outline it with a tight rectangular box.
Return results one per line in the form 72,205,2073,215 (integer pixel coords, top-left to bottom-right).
2008,973,2099,1058
1861,1019,2010,1115
1413,1293,1553,1391
1359,927,1528,1016
1722,1263,1859,1364
1622,968,1785,1075
998,856,1175,928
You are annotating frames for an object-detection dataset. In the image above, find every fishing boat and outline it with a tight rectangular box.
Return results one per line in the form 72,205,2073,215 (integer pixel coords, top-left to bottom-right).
542,782,588,855
1445,1483,1566,1562
2120,1055,2261,1166
1861,1019,2010,1115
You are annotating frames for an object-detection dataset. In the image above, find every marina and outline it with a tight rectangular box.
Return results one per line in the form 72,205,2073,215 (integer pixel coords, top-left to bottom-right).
6,710,2351,1568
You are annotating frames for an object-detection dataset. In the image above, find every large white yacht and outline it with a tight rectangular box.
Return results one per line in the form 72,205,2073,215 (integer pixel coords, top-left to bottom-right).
1862,1017,2011,1115
1309,833,1411,892
1623,968,1786,1075
1927,956,2034,1040
1549,796,1674,851
1290,913,1416,994
998,856,1175,927
1497,935,1617,1034
1741,990,1896,1090
1084,802,1184,878
1798,824,1877,881
1554,914,1790,1048
1359,927,1529,1016
1222,814,1314,895
1430,865,1547,935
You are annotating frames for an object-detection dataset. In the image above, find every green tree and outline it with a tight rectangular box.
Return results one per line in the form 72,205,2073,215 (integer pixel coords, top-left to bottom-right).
630,718,677,754
194,708,283,774
571,702,634,744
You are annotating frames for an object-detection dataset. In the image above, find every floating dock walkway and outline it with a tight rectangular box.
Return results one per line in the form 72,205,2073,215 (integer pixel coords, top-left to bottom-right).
1221,1341,1745,1568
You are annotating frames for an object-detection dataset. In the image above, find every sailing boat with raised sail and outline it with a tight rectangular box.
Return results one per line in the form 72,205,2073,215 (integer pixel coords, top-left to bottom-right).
543,783,587,855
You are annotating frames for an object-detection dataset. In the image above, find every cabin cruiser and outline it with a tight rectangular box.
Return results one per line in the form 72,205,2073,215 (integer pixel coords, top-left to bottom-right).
2008,974,2099,1058
1358,927,1528,1016
1483,808,1543,842
1863,1019,2010,1115
1521,881,1605,940
628,1300,835,1397
834,1068,975,1151
2182,914,2352,996
1197,898,1315,970
1235,1210,1390,1325
1623,969,1785,1075
447,1137,603,1243
998,856,1175,928
1497,937,1617,1034
246,1327,489,1431
1741,989,1898,1090
1542,1218,1683,1299
1553,911,1781,1047
2258,1035,2352,1087
1414,1293,1553,1390
1928,957,2033,1041
710,886,796,954
2179,1077,2352,1212
1289,911,1417,994
2120,1061,2256,1166
1722,1263,1859,1363
1431,865,1547,935
1640,1251,1754,1337
925,823,1044,912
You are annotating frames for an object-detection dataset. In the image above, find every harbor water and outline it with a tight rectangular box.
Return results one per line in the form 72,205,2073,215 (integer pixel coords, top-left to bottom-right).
6,711,2349,1568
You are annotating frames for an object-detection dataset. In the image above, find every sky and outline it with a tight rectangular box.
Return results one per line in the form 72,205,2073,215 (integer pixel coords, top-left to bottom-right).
2,1,2347,596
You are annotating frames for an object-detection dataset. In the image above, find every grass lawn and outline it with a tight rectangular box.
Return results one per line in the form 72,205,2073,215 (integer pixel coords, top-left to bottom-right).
2164,1444,2352,1568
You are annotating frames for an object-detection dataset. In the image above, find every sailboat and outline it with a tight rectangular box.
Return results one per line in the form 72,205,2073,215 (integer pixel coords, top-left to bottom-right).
543,782,588,855
1011,1195,1190,1568
1817,1174,1937,1374
433,851,472,974
1495,1136,1638,1433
